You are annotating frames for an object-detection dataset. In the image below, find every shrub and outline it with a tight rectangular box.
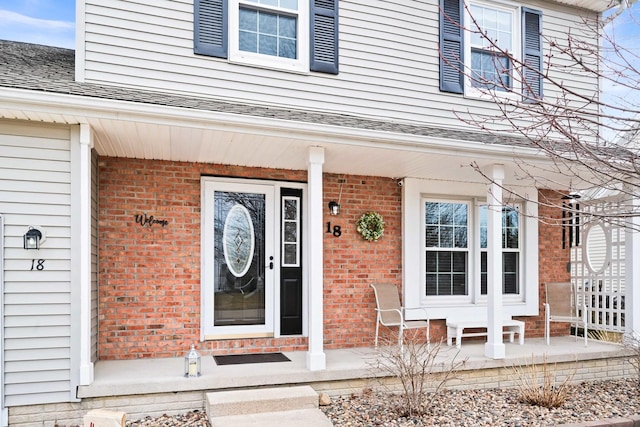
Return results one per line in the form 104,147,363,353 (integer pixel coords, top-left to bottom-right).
372,339,466,417
589,329,623,343
512,354,575,409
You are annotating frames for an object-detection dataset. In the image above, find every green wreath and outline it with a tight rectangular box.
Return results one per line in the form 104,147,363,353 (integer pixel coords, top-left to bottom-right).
356,211,385,242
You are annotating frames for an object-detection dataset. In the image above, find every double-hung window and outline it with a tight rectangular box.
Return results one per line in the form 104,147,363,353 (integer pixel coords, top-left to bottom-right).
439,0,542,99
405,180,538,318
195,0,339,74
425,201,470,296
468,3,514,92
480,205,521,296
423,199,522,301
231,0,307,71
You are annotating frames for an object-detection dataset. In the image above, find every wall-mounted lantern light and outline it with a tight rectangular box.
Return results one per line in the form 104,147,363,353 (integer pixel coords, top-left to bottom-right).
23,227,43,250
328,177,345,216
328,200,340,216
184,344,201,377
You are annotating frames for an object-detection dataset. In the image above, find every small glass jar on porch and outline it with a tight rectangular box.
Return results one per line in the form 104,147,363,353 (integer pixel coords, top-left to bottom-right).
184,344,201,378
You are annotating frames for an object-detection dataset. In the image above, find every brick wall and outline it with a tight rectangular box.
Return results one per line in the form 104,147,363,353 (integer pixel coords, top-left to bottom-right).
98,157,308,359
529,189,572,338
322,174,403,349
98,156,568,359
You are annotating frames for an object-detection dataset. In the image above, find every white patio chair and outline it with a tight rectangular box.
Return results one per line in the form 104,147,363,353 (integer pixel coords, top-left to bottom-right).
370,283,430,349
545,281,588,346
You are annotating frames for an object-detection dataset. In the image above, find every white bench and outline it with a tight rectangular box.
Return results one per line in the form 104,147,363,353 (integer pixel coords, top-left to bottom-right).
446,318,525,349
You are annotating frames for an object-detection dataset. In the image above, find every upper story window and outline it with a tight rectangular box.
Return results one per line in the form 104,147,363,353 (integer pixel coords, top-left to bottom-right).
468,3,515,92
195,0,338,74
440,0,542,100
231,0,307,71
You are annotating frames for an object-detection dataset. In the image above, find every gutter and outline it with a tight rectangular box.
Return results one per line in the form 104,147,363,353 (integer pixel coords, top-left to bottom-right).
603,0,637,24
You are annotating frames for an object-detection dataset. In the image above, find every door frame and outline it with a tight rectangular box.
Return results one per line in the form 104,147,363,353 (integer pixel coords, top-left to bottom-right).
200,177,308,341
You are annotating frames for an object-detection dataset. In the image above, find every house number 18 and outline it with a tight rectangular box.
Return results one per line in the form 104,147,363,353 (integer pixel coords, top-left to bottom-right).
326,222,342,237
30,259,45,271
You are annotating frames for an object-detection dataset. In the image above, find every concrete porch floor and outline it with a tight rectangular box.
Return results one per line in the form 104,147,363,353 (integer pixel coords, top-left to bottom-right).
78,336,632,400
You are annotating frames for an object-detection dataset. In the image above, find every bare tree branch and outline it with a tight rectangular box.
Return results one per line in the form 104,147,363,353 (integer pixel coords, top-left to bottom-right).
441,4,640,228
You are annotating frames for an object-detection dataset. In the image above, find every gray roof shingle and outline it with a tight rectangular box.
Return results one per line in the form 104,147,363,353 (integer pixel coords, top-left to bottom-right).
0,39,523,147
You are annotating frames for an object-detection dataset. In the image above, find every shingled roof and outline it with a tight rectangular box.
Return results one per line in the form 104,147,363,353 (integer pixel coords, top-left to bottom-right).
0,39,524,147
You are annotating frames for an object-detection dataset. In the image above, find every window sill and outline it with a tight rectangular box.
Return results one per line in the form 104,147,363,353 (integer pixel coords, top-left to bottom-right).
229,53,310,75
464,86,521,103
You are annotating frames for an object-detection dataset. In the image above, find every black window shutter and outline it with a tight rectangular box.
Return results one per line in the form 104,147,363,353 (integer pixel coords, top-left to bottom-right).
194,0,228,58
440,0,464,93
522,8,543,100
310,0,339,74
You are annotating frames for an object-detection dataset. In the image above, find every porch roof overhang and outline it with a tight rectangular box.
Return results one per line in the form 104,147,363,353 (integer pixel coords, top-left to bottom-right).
0,85,572,189
0,40,577,189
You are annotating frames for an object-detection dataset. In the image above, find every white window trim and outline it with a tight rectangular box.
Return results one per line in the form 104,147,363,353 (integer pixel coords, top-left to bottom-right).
463,0,522,100
228,0,310,73
402,178,538,320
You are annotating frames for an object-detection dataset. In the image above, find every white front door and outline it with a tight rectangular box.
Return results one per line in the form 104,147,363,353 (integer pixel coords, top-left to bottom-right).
202,180,275,338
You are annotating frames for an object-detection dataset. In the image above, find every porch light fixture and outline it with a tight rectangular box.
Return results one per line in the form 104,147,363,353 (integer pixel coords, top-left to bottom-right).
328,200,340,215
23,227,43,250
184,344,201,378
329,177,345,215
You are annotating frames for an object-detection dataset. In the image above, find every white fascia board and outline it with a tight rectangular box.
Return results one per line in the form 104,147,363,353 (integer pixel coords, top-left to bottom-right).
0,86,547,162
549,0,611,12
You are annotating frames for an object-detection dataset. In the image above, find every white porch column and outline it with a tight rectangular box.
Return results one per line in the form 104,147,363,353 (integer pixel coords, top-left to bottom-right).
485,164,505,359
78,124,94,384
625,194,640,339
306,147,326,371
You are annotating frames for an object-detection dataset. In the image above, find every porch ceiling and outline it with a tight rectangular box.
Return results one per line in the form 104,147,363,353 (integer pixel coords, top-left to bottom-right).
86,117,518,184
0,86,573,189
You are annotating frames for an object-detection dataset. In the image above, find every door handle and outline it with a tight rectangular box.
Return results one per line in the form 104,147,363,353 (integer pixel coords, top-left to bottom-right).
269,256,274,270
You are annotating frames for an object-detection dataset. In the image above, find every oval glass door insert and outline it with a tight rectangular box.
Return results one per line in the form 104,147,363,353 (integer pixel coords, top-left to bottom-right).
223,204,255,277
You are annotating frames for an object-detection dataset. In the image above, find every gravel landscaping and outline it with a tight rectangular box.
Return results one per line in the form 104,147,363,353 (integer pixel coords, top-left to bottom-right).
125,378,639,426
321,378,640,426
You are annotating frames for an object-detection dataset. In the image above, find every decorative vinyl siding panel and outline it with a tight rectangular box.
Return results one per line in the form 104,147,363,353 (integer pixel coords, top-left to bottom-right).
0,122,72,407
82,0,599,131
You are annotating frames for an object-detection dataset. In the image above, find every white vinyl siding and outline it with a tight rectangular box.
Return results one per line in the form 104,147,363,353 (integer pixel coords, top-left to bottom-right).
81,0,598,132
0,122,73,406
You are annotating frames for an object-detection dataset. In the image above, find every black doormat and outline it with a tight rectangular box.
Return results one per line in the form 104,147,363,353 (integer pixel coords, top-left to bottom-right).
213,352,291,366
